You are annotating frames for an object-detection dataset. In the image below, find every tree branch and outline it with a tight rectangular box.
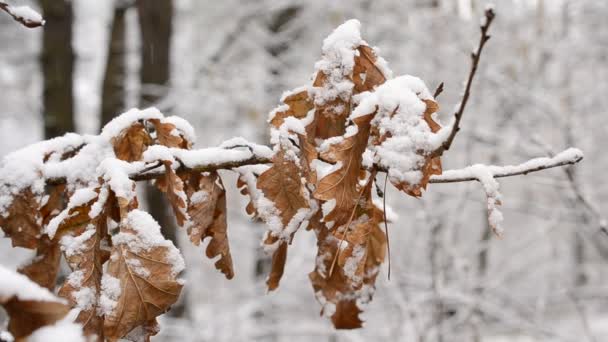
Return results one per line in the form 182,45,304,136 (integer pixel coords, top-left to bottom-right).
0,1,45,28
432,7,495,157
45,145,583,187
428,148,583,184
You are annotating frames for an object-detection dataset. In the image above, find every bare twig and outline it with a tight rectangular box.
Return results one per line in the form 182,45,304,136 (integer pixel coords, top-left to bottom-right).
433,82,444,98
0,1,45,28
433,7,495,157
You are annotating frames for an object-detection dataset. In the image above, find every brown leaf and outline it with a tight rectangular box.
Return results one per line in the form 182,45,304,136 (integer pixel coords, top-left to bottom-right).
0,188,41,249
257,151,310,290
18,236,61,290
264,236,288,291
236,176,258,218
389,99,442,197
309,180,386,329
156,162,188,227
103,210,184,340
111,122,152,162
269,89,313,129
0,268,70,340
313,112,375,226
49,189,99,242
40,184,67,226
184,172,234,279
258,151,309,227
17,185,67,288
311,72,351,140
149,119,187,149
58,216,109,339
352,46,387,93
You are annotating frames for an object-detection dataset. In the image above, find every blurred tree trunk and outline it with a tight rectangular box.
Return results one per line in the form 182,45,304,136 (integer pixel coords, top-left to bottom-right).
100,2,129,128
137,0,186,318
137,0,175,244
40,0,74,139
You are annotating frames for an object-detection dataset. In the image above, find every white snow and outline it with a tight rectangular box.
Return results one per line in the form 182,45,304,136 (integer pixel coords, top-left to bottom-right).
98,274,121,316
163,115,197,145
5,5,44,26
433,148,584,182
28,315,84,342
0,264,65,303
60,226,96,257
112,209,185,275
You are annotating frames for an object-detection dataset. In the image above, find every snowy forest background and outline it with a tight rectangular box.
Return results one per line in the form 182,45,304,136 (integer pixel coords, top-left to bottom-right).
1,0,607,341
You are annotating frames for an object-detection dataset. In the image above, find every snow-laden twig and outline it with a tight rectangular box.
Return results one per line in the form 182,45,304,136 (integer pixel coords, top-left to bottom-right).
0,1,44,28
429,148,584,184
432,7,495,157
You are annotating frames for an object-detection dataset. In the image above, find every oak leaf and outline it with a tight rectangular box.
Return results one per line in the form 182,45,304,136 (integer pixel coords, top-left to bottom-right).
257,151,310,290
111,122,152,162
155,161,188,227
0,188,41,249
103,210,184,341
313,112,375,227
184,172,234,279
18,236,61,290
310,180,386,329
0,267,70,340
389,99,442,196
149,118,188,149
58,217,109,339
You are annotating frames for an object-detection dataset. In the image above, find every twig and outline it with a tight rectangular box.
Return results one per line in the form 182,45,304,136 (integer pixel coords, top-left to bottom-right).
383,173,391,280
0,1,45,28
428,149,583,184
432,7,495,157
433,82,444,98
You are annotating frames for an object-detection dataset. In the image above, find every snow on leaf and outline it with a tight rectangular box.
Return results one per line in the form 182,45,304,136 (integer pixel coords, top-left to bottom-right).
313,113,375,227
352,46,388,93
257,151,310,290
57,208,109,339
111,122,152,162
184,171,234,279
103,209,184,340
310,179,385,329
149,118,189,149
18,236,61,290
0,188,41,249
0,265,70,340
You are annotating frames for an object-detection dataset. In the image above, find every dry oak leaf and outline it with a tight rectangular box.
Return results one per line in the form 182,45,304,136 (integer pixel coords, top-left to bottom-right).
237,176,258,218
103,210,184,341
0,265,70,340
149,118,189,149
58,215,110,339
111,121,152,162
352,46,388,93
155,161,188,227
257,150,310,290
310,180,386,329
0,188,41,249
269,89,313,129
18,236,61,290
184,171,234,279
390,99,442,197
310,43,387,140
18,185,67,288
313,112,375,227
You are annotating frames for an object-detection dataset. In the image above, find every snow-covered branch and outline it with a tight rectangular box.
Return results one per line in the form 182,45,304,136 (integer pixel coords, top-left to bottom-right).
0,1,44,28
429,148,584,183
